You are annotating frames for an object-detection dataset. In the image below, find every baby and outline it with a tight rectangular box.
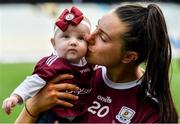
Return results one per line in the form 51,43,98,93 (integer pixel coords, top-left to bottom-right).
2,6,93,122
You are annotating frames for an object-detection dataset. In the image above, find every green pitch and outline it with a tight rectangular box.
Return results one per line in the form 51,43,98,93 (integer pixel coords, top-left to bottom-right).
0,60,180,122
0,63,35,122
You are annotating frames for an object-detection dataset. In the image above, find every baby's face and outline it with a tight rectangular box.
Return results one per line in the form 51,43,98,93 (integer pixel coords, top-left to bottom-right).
53,22,90,64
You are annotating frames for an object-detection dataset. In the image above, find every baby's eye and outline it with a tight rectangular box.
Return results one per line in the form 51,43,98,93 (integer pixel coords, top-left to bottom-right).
78,36,85,41
62,35,70,38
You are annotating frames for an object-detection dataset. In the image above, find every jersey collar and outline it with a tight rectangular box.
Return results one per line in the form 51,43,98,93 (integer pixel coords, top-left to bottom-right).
102,66,142,89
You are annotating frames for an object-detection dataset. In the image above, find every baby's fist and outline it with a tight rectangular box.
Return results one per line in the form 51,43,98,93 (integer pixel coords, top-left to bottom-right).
2,96,19,115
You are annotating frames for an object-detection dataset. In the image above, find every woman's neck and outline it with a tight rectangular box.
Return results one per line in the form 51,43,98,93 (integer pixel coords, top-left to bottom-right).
106,64,144,83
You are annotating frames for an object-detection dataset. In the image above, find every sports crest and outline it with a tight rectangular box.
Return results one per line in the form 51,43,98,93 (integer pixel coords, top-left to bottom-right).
116,106,135,124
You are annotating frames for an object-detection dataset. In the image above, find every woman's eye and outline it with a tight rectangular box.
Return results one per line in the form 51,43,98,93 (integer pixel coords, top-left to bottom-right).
99,34,107,42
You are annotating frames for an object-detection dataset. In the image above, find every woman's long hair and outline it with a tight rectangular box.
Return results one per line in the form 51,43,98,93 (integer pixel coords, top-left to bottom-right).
115,3,178,122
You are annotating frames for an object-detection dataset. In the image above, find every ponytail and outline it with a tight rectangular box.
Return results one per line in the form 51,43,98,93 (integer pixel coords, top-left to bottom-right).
144,4,178,122
115,3,178,122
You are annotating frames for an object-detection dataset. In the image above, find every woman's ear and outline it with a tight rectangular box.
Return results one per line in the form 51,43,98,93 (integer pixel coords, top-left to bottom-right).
122,51,138,63
51,38,55,48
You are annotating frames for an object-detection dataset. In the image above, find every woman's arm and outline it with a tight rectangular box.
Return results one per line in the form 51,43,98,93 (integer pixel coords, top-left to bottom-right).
15,106,38,123
15,74,79,123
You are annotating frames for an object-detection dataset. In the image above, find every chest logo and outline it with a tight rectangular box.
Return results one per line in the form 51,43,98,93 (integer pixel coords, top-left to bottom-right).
116,106,135,124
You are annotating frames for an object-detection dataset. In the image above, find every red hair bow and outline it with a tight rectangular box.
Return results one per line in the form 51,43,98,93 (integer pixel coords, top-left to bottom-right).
55,6,84,32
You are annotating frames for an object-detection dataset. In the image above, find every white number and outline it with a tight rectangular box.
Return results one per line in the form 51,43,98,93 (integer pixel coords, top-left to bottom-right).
88,101,109,118
87,101,100,114
97,106,109,117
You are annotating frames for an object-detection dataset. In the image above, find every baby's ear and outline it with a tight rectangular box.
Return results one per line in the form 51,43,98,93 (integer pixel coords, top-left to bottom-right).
122,51,138,64
51,38,55,48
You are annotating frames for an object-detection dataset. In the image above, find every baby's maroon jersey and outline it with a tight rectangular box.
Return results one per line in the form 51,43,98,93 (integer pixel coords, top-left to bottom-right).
73,67,160,123
32,55,94,117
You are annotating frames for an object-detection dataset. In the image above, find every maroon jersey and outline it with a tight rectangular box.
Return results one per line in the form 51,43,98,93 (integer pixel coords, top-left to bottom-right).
70,67,160,123
33,55,94,117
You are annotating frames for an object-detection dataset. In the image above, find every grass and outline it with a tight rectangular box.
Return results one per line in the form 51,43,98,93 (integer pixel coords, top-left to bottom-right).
0,60,180,122
170,60,180,116
0,63,35,122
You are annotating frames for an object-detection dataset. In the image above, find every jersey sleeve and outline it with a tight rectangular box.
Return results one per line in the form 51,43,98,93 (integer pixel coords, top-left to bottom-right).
136,98,160,123
143,110,160,123
11,56,64,102
11,74,46,102
32,56,63,82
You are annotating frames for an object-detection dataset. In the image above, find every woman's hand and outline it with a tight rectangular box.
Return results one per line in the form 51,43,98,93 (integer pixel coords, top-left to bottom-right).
15,74,79,123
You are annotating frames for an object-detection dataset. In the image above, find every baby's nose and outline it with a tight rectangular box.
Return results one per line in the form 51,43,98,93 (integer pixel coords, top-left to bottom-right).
69,39,78,46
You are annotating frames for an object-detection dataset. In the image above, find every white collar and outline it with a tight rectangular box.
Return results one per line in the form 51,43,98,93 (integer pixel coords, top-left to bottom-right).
102,66,142,89
70,57,87,67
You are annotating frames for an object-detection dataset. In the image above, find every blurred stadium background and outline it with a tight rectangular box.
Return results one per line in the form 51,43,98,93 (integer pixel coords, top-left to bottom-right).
0,0,180,122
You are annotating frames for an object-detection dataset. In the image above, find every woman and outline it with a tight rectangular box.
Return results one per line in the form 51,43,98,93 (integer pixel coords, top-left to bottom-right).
15,3,178,123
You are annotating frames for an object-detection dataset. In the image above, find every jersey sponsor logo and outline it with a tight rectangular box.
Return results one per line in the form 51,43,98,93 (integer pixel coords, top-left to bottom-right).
79,67,91,74
116,106,135,124
66,88,92,95
97,95,112,103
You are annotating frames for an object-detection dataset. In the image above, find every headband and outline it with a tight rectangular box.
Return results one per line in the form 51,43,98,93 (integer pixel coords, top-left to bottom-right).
55,6,90,32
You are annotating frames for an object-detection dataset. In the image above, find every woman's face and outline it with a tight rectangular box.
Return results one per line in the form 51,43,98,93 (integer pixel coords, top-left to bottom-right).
86,12,128,67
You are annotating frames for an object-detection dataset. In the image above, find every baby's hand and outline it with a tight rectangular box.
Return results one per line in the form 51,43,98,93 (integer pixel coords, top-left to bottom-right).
2,95,19,115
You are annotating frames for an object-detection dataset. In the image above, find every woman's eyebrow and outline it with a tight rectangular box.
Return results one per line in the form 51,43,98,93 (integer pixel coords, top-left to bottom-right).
97,20,112,41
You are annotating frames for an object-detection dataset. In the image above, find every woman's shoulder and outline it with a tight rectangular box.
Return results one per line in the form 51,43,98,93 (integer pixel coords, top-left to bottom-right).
134,96,160,122
142,96,159,112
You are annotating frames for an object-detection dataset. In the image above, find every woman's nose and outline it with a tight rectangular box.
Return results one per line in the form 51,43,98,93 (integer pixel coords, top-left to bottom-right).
85,34,95,45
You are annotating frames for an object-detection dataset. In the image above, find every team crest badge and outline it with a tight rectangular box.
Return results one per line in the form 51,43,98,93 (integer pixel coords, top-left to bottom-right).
116,106,135,124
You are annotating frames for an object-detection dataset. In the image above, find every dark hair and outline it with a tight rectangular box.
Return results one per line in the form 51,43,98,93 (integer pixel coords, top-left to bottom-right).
115,3,178,122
